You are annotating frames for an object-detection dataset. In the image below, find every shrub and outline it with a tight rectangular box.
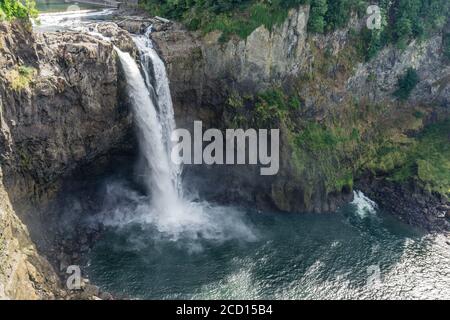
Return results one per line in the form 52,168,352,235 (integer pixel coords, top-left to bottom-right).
444,31,450,60
0,0,37,20
7,65,37,91
308,0,328,33
394,67,419,100
141,0,448,62
143,0,307,40
296,123,339,151
0,7,6,20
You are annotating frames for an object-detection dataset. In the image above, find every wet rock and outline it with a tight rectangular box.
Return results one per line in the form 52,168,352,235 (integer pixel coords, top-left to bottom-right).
93,22,138,57
116,18,152,34
84,284,100,297
99,291,114,300
357,177,450,232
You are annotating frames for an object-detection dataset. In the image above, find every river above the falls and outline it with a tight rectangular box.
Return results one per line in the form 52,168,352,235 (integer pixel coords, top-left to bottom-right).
36,0,105,13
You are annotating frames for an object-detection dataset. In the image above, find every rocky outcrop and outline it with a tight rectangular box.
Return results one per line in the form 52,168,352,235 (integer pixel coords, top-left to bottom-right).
153,6,309,90
150,6,311,126
149,6,450,216
357,177,450,232
348,35,450,108
0,20,134,299
0,21,133,210
202,6,310,89
0,168,61,299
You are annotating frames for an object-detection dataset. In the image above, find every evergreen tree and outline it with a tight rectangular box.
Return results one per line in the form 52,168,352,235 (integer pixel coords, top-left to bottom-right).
308,0,328,33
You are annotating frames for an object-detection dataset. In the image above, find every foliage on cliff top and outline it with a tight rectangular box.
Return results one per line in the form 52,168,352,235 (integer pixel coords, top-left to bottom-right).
142,0,359,36
143,0,448,60
0,0,37,20
143,0,307,41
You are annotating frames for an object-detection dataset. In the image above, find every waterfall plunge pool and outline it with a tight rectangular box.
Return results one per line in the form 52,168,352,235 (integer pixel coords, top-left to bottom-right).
85,189,450,300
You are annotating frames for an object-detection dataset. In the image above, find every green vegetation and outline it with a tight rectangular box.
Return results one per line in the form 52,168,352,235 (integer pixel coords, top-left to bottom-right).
444,31,450,61
0,0,38,20
224,87,360,195
394,68,419,100
292,122,358,193
370,120,450,198
142,0,449,61
308,0,327,33
142,0,308,41
204,3,289,41
7,65,37,91
359,0,448,59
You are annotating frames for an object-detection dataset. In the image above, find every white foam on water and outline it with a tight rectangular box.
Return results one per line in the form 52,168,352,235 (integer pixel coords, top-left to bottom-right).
351,190,378,217
35,8,115,31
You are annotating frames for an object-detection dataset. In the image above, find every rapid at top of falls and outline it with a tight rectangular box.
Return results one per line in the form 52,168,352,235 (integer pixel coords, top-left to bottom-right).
34,8,115,32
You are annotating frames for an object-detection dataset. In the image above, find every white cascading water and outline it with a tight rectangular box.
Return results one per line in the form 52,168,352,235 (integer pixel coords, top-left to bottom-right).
114,29,255,244
132,27,182,193
34,8,115,32
351,190,378,217
36,7,257,244
114,49,179,206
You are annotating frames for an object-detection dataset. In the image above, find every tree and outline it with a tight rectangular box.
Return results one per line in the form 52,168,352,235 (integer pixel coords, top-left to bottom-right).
395,67,419,100
308,0,328,33
0,0,37,20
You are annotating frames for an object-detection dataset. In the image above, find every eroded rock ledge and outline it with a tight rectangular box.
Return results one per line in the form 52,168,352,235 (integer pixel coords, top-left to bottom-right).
0,20,134,299
148,6,449,222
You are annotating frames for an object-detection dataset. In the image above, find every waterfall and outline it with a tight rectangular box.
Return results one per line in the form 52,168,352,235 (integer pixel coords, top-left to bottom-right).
115,46,184,221
113,28,255,244
34,9,255,245
132,27,182,194
351,190,378,217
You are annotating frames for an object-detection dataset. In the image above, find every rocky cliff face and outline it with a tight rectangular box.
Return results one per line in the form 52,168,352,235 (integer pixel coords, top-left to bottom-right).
150,6,449,216
0,20,134,299
151,6,311,125
348,35,450,108
152,6,449,121
0,167,61,299
202,5,310,89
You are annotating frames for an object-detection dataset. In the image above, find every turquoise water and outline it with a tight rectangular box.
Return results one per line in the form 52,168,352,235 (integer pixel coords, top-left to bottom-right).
86,197,450,300
36,0,103,13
